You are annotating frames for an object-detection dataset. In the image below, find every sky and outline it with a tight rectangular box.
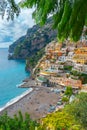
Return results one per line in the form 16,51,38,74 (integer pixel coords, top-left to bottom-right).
0,0,35,48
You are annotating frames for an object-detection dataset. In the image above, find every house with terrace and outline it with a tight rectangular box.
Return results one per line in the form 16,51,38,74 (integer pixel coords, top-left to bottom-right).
73,63,87,74
49,77,82,89
36,76,48,86
39,60,51,70
73,47,87,64
40,68,58,77
45,41,62,60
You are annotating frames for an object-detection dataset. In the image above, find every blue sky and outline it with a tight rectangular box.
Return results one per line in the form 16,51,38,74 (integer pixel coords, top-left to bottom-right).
0,1,35,48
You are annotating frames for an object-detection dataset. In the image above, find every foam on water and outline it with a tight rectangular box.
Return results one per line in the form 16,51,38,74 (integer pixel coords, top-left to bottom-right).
0,88,33,112
16,82,26,87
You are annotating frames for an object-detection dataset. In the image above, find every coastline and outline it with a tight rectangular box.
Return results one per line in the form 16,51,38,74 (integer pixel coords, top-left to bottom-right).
0,43,63,120
0,53,63,120
0,48,31,111
0,88,33,112
0,84,62,120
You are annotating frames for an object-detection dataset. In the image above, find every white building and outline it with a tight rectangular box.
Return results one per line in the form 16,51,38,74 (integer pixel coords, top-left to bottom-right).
58,56,66,62
73,63,87,74
67,52,74,59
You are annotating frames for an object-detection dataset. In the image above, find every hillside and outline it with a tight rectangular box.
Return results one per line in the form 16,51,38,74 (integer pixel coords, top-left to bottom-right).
8,17,57,59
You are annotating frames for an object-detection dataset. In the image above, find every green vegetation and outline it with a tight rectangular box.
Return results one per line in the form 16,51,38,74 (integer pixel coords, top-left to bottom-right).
2,0,87,41
14,45,22,57
9,17,57,59
64,65,73,71
0,111,39,130
64,86,73,97
21,0,87,41
0,0,20,20
1,93,87,130
26,48,45,71
71,70,87,84
62,86,73,103
62,96,69,103
39,93,87,130
40,108,82,130
65,93,87,129
71,70,81,76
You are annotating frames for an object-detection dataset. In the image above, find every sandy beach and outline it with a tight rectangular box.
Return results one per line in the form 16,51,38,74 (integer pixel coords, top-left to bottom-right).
0,85,62,120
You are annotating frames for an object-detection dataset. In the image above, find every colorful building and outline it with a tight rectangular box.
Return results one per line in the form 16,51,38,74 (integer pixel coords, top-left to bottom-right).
40,68,58,77
49,77,82,89
73,47,87,64
45,42,62,59
36,76,48,86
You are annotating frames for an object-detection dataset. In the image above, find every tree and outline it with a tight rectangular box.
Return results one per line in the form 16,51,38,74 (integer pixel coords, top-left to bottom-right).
65,86,73,97
1,0,87,41
65,93,87,129
0,0,20,20
39,111,82,130
20,0,87,41
0,111,39,130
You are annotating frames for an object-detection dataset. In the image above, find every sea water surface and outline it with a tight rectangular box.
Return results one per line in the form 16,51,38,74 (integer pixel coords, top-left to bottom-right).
0,48,30,107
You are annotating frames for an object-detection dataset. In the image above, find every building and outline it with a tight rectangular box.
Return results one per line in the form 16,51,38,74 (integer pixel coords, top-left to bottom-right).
36,76,48,86
39,60,51,69
49,77,82,89
45,41,62,60
73,47,87,64
67,52,74,60
73,63,87,73
58,56,66,62
40,67,59,77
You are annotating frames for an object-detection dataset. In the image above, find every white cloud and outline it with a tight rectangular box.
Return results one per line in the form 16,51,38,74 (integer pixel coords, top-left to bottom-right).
0,42,12,48
0,7,35,48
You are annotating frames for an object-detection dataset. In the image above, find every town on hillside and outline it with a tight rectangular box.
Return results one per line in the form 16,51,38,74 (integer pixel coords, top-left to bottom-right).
20,38,87,115
34,39,87,90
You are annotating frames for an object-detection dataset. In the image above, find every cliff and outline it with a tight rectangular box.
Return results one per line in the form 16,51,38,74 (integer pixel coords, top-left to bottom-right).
8,17,57,59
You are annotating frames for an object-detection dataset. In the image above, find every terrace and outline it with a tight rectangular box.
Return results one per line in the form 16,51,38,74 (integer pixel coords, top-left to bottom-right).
73,47,87,64
40,68,58,77
49,77,82,89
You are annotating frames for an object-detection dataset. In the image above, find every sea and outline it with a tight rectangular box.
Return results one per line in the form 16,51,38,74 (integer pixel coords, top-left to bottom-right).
0,48,30,108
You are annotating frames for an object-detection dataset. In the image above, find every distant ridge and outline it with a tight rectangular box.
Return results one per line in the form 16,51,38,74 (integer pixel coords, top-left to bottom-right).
8,17,57,59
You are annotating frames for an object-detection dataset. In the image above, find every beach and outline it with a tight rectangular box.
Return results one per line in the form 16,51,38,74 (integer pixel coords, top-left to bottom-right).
0,85,61,120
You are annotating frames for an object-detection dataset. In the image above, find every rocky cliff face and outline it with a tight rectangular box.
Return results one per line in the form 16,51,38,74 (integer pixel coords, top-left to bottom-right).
8,17,57,59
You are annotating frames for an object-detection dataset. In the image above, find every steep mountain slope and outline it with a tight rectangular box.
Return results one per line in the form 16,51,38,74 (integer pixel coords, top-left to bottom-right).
8,17,57,59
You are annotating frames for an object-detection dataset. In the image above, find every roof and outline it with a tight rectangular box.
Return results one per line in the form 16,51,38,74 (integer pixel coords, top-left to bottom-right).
40,70,57,76
37,76,47,83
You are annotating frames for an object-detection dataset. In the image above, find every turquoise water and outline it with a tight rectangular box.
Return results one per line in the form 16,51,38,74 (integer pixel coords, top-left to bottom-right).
0,48,30,107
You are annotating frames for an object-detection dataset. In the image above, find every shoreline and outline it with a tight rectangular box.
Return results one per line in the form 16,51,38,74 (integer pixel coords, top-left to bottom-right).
0,84,62,120
16,82,27,88
0,45,63,119
0,88,33,112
